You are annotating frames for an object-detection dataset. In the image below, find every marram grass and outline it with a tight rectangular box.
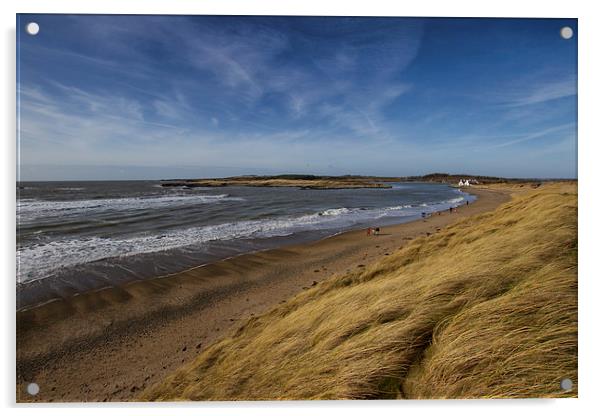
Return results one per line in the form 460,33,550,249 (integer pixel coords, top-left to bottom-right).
142,183,577,400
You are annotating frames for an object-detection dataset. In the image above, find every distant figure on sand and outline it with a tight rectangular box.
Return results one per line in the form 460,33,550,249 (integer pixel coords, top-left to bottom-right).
466,201,469,206
449,207,453,214
367,227,372,236
373,227,380,236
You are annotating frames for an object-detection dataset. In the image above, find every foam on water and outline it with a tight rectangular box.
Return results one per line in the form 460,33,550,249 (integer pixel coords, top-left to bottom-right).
17,194,468,283
17,193,243,222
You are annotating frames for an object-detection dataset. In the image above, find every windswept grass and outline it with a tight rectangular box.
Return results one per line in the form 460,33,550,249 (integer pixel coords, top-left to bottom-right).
142,183,577,400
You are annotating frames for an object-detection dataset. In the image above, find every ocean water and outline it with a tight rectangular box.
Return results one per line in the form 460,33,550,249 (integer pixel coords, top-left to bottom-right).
16,181,474,308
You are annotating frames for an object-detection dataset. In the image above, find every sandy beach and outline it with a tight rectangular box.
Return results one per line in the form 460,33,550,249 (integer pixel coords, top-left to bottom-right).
16,187,510,402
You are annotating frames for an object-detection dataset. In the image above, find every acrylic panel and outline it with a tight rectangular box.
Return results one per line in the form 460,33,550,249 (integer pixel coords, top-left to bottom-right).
16,14,578,402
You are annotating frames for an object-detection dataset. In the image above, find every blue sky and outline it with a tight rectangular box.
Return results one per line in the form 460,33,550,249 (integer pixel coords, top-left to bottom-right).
17,15,577,180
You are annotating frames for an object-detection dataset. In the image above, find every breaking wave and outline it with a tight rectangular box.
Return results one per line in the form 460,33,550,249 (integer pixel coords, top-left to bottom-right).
17,193,468,283
17,193,244,223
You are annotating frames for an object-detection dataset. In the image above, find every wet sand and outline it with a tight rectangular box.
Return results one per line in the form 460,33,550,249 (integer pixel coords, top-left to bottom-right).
16,187,511,402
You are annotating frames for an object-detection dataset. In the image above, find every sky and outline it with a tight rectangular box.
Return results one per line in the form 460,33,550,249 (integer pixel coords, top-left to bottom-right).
17,15,577,180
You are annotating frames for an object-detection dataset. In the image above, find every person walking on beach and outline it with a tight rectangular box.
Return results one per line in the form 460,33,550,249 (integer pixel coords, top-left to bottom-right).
367,227,372,236
449,207,453,214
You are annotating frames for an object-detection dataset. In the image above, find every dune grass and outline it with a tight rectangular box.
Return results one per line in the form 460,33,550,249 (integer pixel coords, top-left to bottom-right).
142,183,577,400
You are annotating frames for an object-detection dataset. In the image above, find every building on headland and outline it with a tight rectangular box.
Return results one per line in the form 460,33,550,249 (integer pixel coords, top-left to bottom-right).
458,179,479,187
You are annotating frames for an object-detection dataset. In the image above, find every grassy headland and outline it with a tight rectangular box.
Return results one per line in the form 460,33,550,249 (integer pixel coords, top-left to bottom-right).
143,182,577,400
160,175,395,189
160,173,567,190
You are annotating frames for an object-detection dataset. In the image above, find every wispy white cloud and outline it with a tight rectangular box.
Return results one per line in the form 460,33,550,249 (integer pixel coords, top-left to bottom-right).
158,17,422,141
503,77,576,107
475,73,577,110
18,84,189,165
488,123,575,148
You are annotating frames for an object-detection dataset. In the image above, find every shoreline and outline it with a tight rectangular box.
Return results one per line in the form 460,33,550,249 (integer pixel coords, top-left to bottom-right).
17,186,511,402
16,187,474,311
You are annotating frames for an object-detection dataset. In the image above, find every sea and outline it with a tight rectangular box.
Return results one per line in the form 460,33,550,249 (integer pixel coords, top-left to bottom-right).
16,181,475,309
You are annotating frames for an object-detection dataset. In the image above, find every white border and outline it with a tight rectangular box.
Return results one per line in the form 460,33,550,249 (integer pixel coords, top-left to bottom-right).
2,1,600,415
